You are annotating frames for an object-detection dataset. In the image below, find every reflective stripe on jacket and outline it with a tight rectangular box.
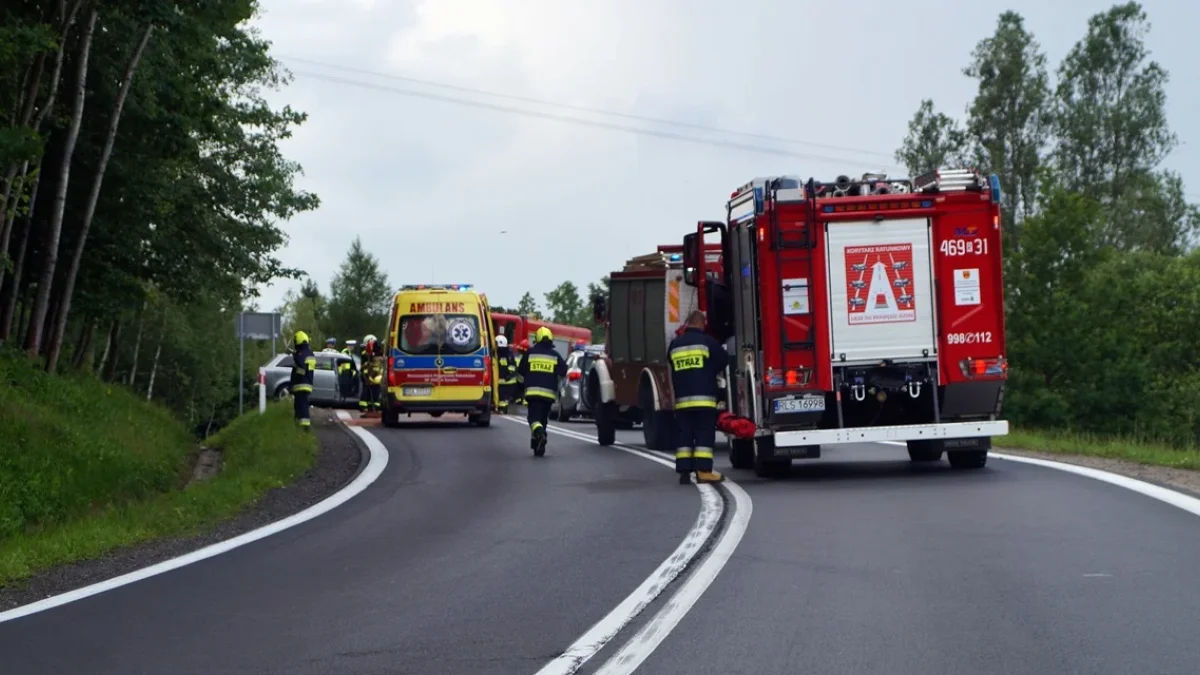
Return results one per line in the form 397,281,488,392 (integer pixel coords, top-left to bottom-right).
516,340,566,400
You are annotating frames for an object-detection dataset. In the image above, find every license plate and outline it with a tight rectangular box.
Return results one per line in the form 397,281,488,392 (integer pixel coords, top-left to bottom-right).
773,394,825,414
402,386,432,397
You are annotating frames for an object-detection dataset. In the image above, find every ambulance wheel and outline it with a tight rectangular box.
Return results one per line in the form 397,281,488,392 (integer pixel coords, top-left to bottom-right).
906,440,943,462
382,407,400,428
469,409,491,427
729,438,754,470
947,449,988,469
595,402,617,446
753,435,789,478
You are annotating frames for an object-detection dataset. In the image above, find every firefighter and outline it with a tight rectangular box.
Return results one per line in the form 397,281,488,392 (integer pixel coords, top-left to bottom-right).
322,337,338,353
513,339,530,406
495,335,517,413
337,339,358,399
290,330,317,430
668,309,729,484
515,326,566,457
359,336,384,417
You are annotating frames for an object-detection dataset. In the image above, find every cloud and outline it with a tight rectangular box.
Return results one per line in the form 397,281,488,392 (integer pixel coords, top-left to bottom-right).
251,0,1200,314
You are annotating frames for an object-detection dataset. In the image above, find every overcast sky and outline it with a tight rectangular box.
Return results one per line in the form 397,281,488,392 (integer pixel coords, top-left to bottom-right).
248,0,1198,313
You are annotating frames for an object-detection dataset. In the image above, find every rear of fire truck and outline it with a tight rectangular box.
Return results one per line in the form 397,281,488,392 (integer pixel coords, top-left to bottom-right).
683,168,1008,477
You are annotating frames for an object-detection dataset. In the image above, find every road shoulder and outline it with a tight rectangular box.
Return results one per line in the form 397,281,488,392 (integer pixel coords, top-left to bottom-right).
0,408,362,612
996,447,1200,499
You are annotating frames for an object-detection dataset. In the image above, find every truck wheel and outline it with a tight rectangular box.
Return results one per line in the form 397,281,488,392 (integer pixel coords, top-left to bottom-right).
729,438,754,470
639,384,673,451
906,440,943,462
753,435,790,478
947,449,988,469
595,402,617,446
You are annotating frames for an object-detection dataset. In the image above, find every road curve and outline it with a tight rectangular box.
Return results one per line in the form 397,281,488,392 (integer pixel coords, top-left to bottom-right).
0,416,701,675
588,427,1200,675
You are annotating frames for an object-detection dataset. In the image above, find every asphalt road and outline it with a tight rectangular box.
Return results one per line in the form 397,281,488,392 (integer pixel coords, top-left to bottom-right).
5,415,1200,675
0,416,699,675
600,426,1200,675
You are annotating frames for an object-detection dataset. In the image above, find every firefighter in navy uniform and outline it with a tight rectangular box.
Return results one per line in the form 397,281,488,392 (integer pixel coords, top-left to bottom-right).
494,335,517,413
668,310,729,484
290,330,318,430
516,326,566,457
360,336,384,417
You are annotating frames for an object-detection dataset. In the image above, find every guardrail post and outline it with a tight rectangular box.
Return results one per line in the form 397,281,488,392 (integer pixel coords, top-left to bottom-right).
258,367,267,414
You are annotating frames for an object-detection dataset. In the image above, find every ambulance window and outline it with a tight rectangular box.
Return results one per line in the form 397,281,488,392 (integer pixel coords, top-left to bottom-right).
399,313,481,355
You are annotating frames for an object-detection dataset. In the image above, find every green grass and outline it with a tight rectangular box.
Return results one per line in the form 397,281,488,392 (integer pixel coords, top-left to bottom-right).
996,427,1200,471
0,349,317,586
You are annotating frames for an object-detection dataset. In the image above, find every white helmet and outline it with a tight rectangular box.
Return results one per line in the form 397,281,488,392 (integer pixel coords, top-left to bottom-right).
495,335,508,348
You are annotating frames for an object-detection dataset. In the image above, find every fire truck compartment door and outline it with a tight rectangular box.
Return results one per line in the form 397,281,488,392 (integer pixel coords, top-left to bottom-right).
825,217,937,364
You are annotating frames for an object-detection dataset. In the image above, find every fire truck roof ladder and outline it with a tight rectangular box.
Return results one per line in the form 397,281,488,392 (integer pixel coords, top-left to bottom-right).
768,177,816,364
911,168,986,193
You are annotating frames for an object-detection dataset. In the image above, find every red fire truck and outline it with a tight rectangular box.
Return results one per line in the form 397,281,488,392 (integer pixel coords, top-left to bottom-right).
589,168,1008,476
490,312,592,357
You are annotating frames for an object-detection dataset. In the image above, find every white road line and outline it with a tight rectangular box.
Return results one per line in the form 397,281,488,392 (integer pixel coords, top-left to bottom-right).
503,417,751,675
0,418,389,624
878,439,1200,517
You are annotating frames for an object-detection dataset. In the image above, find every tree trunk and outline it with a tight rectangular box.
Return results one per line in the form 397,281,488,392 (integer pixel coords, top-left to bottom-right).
24,7,97,357
145,325,164,402
71,315,96,370
0,55,45,231
0,162,30,267
97,317,116,374
46,20,154,374
0,156,41,340
0,0,84,239
126,298,147,386
101,319,121,382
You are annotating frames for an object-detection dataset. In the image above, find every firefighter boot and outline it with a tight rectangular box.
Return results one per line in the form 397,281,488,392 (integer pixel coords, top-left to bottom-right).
678,473,691,485
694,470,725,484
532,428,547,458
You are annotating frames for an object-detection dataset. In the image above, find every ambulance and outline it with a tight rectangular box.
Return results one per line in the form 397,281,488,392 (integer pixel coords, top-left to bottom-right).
381,284,501,427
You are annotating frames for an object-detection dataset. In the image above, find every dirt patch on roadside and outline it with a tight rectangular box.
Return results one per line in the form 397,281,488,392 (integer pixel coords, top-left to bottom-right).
995,447,1200,499
0,407,365,612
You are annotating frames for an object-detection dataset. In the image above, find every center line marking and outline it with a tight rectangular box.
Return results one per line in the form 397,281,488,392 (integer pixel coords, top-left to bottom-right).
503,417,751,675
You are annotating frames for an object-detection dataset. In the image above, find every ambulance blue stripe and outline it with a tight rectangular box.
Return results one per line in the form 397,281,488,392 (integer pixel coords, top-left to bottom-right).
389,353,487,369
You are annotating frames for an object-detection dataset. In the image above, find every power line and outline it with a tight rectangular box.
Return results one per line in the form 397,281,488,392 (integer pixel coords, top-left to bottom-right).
288,69,904,170
278,54,897,161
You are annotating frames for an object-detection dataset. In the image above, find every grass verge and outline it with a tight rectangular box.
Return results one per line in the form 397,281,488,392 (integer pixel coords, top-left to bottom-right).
0,348,317,586
996,427,1200,471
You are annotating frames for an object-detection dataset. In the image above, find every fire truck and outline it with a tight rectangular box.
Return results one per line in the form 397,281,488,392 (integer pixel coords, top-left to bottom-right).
588,168,1009,476
490,312,592,358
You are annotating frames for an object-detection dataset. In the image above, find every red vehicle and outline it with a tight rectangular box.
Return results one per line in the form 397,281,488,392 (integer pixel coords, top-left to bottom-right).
590,167,1009,476
490,312,592,357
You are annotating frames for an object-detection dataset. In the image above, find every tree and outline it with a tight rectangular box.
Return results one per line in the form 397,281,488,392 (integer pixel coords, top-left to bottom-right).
325,237,391,342
516,291,539,317
962,11,1052,241
1052,2,1190,251
544,281,584,325
894,99,968,178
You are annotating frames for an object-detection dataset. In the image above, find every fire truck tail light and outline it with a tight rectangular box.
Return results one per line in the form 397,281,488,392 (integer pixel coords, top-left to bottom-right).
960,357,1006,378
764,368,812,387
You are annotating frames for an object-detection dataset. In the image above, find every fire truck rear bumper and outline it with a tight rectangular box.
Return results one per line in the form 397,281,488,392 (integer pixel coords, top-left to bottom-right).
772,420,1009,448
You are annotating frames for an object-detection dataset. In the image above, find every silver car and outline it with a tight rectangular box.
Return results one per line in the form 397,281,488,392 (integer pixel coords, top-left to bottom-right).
262,351,362,408
552,344,605,422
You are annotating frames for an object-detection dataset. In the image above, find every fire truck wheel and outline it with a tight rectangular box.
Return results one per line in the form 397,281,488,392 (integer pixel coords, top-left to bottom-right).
753,436,790,478
906,440,943,462
638,383,674,451
729,438,755,470
594,402,617,446
947,449,988,469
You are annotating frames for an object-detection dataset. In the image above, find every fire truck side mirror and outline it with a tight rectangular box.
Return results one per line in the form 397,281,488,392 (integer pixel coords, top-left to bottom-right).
682,232,700,286
591,293,607,323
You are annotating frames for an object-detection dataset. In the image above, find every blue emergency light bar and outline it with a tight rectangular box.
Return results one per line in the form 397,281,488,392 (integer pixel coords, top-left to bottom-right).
669,253,682,262
399,284,474,291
